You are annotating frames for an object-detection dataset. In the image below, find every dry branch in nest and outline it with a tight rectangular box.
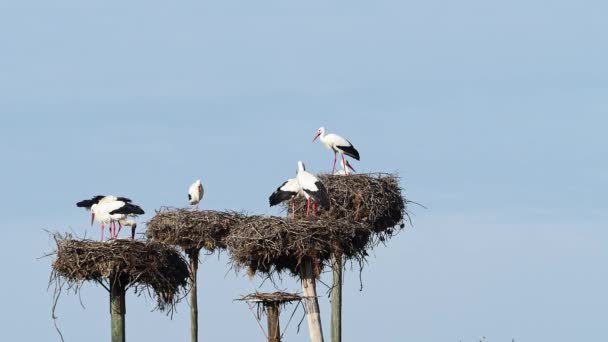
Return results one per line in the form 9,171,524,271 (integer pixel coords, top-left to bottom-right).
146,208,238,254
226,216,371,277
239,292,303,305
50,233,189,311
289,173,407,240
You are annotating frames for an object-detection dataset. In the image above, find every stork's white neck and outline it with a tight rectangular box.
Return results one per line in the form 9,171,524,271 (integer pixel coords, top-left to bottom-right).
297,161,306,173
317,129,333,149
318,129,327,140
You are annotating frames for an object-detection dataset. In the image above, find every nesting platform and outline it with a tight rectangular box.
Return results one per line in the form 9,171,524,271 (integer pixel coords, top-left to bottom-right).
146,173,407,277
294,173,406,234
238,292,303,342
50,234,189,309
226,216,372,276
147,209,237,253
239,292,303,306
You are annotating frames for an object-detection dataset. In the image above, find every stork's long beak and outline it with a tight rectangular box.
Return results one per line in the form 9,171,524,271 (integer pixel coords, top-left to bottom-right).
347,161,356,173
91,212,95,226
312,132,321,142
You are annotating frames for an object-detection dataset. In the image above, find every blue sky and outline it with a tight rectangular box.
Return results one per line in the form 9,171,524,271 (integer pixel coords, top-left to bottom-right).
1,1,606,341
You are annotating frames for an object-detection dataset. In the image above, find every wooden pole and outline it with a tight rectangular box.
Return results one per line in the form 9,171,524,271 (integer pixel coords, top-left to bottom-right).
188,249,200,342
266,302,281,342
300,259,324,342
330,253,342,342
110,276,126,342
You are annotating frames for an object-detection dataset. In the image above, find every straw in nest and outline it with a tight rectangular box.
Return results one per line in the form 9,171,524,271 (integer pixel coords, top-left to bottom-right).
290,173,407,236
239,291,303,305
146,208,238,253
226,216,371,277
50,233,189,310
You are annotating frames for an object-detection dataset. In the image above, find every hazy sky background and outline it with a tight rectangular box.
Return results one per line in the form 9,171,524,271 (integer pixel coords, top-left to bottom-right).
1,1,606,341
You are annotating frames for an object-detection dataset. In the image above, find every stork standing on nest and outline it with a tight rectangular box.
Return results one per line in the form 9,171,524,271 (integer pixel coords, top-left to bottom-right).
77,195,131,239
334,159,356,176
296,161,330,216
91,199,144,240
269,161,330,217
269,177,301,218
188,179,204,209
109,202,145,239
312,126,360,174
77,195,132,211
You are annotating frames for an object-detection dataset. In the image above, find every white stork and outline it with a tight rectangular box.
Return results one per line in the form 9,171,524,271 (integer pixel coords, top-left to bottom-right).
90,202,113,240
296,161,330,216
188,179,204,208
312,127,360,173
77,195,131,239
269,161,330,217
109,202,145,239
77,195,132,211
90,199,144,240
334,159,356,175
269,177,301,218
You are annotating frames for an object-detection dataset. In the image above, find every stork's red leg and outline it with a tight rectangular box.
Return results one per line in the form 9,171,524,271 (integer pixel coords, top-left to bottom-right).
101,224,105,241
306,198,311,216
341,154,347,172
117,221,122,237
332,152,337,174
312,201,317,215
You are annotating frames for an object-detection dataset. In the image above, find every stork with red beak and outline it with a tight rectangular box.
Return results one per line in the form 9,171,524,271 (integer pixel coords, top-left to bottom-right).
312,127,360,173
78,195,131,239
89,199,144,240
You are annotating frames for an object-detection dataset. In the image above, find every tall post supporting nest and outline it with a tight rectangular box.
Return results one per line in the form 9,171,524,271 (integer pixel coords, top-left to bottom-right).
330,253,343,342
301,259,324,342
187,249,201,342
50,237,190,342
266,302,281,342
110,274,127,342
238,292,302,342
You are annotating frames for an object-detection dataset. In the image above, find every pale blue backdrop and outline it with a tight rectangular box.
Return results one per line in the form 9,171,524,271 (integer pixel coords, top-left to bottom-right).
0,1,606,341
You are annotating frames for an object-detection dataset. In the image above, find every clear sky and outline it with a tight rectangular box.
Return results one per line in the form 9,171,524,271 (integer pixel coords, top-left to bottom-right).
1,1,606,341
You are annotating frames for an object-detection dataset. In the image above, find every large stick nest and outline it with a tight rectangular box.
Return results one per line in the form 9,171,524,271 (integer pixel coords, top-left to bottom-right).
146,209,237,253
50,233,189,311
225,216,372,277
144,174,407,277
292,173,407,236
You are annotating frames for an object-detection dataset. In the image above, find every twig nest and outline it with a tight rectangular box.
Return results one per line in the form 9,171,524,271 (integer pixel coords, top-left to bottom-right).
147,209,238,253
292,173,406,236
321,173,406,232
226,216,371,277
239,291,302,306
50,234,189,310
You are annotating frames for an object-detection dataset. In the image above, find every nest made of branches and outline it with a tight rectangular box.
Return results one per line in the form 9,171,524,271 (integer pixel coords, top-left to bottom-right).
50,233,189,311
147,209,238,254
226,216,371,277
239,291,302,305
290,173,407,238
